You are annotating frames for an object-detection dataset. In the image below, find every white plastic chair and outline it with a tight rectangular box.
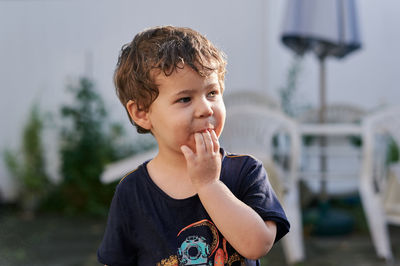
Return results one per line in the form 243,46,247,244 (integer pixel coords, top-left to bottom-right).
223,91,281,111
100,148,158,183
360,106,400,261
220,105,304,264
298,103,366,195
298,103,365,124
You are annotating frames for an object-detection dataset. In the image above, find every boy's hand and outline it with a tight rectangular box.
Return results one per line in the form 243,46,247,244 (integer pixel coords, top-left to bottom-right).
180,130,221,190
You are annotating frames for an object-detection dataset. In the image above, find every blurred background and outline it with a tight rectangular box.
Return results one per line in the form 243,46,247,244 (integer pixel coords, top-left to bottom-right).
1,0,400,265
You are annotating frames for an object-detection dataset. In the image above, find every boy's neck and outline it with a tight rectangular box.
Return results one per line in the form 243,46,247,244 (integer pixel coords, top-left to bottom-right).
147,150,197,199
152,148,187,171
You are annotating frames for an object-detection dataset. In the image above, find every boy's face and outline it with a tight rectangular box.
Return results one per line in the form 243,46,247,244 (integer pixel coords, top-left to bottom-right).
147,65,226,155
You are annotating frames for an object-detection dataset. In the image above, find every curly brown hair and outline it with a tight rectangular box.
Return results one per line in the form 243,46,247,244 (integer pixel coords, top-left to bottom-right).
114,26,227,133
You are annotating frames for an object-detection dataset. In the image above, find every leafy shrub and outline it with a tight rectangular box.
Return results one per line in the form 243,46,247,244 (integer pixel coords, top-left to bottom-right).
4,104,50,216
44,77,153,216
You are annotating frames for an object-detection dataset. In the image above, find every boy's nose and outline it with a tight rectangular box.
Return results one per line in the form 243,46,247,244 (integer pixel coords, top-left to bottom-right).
196,98,213,118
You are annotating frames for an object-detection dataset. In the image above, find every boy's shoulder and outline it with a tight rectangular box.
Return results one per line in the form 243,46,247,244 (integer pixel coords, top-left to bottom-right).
221,149,265,179
223,150,263,168
224,151,257,160
117,161,149,190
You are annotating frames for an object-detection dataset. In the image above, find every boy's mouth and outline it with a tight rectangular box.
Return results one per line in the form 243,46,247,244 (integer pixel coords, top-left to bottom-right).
195,127,214,133
195,120,216,133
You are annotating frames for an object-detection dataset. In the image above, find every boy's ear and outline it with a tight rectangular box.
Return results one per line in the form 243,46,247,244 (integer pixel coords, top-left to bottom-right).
126,100,151,130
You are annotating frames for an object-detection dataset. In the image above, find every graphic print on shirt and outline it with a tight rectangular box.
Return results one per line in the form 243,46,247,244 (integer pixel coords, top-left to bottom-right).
157,219,245,266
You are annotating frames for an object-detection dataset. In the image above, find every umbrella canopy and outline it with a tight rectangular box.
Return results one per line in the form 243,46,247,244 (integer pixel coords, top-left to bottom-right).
280,0,362,124
281,0,361,59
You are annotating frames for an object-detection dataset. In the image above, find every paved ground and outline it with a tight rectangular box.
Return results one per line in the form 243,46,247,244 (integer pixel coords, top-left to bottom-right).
0,212,102,266
264,226,400,266
1,208,400,266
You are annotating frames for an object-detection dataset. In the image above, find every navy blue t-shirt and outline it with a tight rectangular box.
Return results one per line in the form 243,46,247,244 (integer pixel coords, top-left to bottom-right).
97,149,290,265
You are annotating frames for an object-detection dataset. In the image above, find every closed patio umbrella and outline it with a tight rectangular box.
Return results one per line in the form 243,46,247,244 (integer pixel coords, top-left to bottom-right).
281,0,362,235
281,0,361,123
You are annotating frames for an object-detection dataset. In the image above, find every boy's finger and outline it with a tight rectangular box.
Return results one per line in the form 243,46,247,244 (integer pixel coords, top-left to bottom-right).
180,145,194,161
211,130,219,153
195,132,205,154
202,131,213,153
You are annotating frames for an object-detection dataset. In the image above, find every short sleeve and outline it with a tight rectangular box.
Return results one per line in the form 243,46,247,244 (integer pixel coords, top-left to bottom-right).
97,185,137,266
238,157,290,243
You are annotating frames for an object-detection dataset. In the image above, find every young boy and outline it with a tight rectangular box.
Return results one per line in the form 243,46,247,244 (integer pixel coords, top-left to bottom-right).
97,26,289,266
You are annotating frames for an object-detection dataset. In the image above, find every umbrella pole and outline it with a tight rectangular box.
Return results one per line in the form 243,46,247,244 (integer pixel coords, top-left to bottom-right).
318,56,328,204
302,56,355,236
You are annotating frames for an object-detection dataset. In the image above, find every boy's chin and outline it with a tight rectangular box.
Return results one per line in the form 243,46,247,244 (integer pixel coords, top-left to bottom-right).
186,144,197,153
180,141,196,154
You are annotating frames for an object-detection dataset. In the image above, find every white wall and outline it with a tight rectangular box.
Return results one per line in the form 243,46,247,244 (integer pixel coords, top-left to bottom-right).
0,0,269,200
1,0,399,200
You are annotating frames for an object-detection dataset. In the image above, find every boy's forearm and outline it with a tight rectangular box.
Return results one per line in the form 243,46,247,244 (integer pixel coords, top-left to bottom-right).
181,131,277,259
197,179,277,260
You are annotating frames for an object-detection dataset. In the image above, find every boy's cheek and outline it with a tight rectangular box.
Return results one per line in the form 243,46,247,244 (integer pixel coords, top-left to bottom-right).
180,135,197,153
214,124,224,139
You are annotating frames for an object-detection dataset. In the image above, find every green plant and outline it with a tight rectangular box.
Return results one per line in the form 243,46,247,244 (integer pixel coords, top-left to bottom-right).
386,138,399,164
4,104,50,216
278,56,303,117
53,77,152,216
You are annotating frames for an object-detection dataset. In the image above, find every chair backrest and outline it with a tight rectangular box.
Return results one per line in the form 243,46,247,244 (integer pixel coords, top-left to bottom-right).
298,103,366,124
363,107,400,146
223,91,280,111
361,106,400,224
220,105,301,190
361,107,400,190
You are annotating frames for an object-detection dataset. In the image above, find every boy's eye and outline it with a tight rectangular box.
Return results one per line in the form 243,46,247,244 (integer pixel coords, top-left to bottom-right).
177,97,191,103
208,91,218,97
